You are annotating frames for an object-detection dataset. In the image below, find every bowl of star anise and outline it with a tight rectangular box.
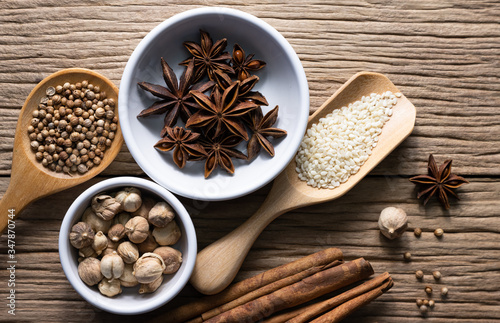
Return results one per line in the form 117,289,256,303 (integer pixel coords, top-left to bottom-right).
119,7,309,201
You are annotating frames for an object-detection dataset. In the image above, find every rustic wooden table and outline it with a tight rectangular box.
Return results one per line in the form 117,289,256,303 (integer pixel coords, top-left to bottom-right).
1,1,499,322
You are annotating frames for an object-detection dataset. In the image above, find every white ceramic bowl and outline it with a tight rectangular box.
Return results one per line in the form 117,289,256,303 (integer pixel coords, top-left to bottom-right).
119,7,309,201
58,177,197,315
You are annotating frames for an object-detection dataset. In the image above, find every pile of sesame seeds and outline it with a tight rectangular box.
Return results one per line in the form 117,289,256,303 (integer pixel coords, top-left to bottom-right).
295,91,401,189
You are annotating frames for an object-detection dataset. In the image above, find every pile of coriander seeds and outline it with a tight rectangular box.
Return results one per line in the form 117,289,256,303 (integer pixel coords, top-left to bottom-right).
27,80,118,175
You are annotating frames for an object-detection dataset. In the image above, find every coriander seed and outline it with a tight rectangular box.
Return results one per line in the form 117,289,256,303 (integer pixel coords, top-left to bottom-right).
428,300,435,308
77,164,88,174
434,228,444,237
414,227,422,237
30,141,39,151
46,86,56,96
416,299,423,307
432,271,441,280
419,305,428,314
404,252,411,261
441,287,448,296
415,270,424,279
425,286,433,295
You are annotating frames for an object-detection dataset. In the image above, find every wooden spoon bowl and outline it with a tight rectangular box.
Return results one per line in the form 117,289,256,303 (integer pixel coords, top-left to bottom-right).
0,68,123,232
190,71,417,295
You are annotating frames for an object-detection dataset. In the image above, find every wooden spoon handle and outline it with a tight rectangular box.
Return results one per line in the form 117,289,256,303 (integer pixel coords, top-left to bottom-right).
0,166,52,233
189,198,288,295
190,171,307,295
0,184,36,233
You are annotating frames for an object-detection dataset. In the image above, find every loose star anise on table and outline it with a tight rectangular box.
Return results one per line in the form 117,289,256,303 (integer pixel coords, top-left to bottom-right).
137,58,214,136
245,106,287,160
153,126,206,168
231,43,266,81
194,135,247,178
186,81,258,140
409,154,469,209
180,30,234,83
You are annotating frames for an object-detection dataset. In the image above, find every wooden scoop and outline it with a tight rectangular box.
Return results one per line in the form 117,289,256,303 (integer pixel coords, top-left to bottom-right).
190,71,417,295
0,68,123,233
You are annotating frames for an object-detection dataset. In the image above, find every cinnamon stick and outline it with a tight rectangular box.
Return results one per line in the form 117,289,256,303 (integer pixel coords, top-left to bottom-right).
310,276,394,323
164,248,343,323
263,304,313,323
287,272,392,323
205,258,374,323
199,260,343,321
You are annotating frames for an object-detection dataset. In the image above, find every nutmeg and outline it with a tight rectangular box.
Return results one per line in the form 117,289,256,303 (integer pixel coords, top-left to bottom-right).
152,220,181,246
132,197,156,218
78,257,103,286
153,246,182,274
115,187,142,213
378,207,408,240
148,202,175,228
108,223,126,242
137,232,159,254
119,264,139,287
82,207,112,234
100,251,124,280
79,245,98,258
70,222,95,249
133,253,166,284
117,241,139,264
113,212,132,227
125,216,149,244
98,278,122,297
92,231,108,255
139,275,163,294
101,247,116,257
91,194,121,221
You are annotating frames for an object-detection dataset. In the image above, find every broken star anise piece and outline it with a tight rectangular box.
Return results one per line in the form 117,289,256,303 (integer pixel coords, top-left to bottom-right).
409,154,469,210
187,81,258,140
154,126,207,169
246,106,287,160
197,135,247,178
231,43,266,81
213,70,268,106
137,58,214,135
180,30,234,83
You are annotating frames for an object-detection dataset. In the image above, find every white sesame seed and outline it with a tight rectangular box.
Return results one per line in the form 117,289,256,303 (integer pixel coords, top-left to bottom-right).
295,91,397,189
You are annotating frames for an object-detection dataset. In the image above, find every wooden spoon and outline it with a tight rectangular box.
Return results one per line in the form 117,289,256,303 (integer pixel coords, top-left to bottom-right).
190,71,417,295
0,68,123,233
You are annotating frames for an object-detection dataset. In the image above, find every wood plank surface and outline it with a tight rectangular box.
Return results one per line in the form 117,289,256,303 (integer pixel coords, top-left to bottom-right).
0,0,499,322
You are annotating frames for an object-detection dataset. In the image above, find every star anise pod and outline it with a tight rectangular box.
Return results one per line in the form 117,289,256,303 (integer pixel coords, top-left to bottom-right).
154,126,206,169
213,70,268,106
409,154,469,209
137,58,214,136
186,81,258,140
246,106,287,160
196,135,247,178
180,30,234,83
231,43,266,81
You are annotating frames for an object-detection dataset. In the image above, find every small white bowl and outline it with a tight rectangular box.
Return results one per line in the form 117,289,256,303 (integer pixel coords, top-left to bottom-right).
119,7,309,201
58,177,197,315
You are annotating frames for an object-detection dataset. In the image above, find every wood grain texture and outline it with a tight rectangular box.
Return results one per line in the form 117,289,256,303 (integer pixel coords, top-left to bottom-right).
0,0,499,322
